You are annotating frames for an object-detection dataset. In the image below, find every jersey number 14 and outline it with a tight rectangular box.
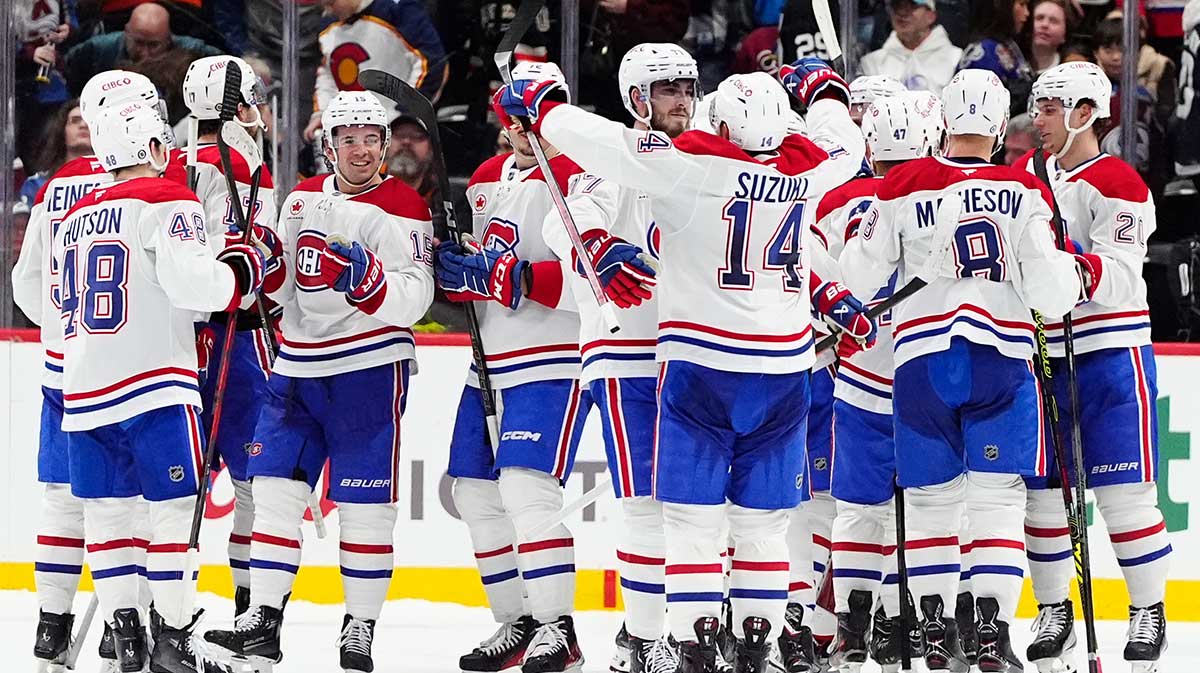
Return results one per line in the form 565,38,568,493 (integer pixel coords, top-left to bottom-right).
719,198,806,292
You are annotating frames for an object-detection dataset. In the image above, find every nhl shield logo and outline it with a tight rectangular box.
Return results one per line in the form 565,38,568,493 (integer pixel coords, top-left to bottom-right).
168,465,185,482
814,457,828,471
795,473,804,489
984,444,1000,461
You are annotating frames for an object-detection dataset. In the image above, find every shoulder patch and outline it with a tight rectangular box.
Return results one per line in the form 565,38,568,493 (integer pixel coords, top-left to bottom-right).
469,153,511,188
349,176,433,221
1069,155,1150,203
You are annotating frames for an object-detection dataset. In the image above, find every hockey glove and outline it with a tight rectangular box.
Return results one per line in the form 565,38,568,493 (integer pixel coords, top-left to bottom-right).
226,221,284,293
780,58,850,107
575,230,657,308
494,78,568,134
318,237,388,314
195,325,216,387
812,278,877,357
217,243,266,311
1075,253,1103,304
435,238,527,310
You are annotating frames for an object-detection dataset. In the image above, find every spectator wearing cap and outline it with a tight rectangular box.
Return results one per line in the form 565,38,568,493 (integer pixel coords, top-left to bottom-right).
858,0,963,93
1003,112,1036,165
62,2,221,95
387,114,436,205
958,0,1034,116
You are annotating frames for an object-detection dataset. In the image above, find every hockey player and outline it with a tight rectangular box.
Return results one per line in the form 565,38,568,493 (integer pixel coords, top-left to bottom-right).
54,99,267,673
11,69,175,672
847,75,906,125
203,90,434,673
173,54,280,618
1018,61,1169,673
496,59,871,673
437,60,617,673
538,44,695,673
817,92,941,673
840,69,1086,672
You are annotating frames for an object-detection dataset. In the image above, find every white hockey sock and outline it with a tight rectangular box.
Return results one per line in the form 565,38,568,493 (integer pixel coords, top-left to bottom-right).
453,478,526,623
228,478,255,590
83,497,141,622
36,483,85,614
249,477,309,610
1096,483,1171,607
663,502,725,643
618,496,666,640
338,502,398,621
785,505,813,607
805,493,837,640
903,475,965,619
956,508,972,601
729,505,790,640
1024,487,1072,604
880,505,900,619
133,499,153,613
830,499,889,614
964,473,1026,623
498,468,575,623
146,497,196,630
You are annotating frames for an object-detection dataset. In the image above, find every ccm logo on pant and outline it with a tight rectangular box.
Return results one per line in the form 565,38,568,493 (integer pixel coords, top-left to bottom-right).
501,431,542,441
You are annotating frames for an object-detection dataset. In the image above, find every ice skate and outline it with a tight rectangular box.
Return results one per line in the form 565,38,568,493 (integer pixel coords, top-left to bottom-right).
828,590,872,671
233,588,250,620
975,597,1022,672
776,603,815,673
337,614,376,673
734,617,772,673
628,634,678,673
112,608,148,673
98,621,121,673
459,616,536,672
610,623,632,673
1125,603,1166,673
520,616,582,673
34,610,75,672
955,591,976,667
149,609,238,673
677,617,722,673
203,604,283,669
919,595,968,672
1027,600,1076,673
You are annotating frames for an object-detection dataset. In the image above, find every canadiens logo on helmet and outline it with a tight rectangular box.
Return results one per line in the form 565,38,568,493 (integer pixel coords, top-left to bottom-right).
168,465,185,482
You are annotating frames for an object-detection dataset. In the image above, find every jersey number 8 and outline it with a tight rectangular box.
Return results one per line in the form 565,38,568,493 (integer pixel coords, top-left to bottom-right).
61,241,130,338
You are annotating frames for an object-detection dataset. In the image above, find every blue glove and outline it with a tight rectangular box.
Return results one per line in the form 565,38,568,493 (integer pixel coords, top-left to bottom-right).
435,239,527,309
319,237,387,314
492,78,568,133
575,230,657,308
813,279,877,357
779,57,850,107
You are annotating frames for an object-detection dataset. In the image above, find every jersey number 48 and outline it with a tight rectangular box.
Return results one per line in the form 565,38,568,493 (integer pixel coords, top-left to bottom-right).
60,241,130,338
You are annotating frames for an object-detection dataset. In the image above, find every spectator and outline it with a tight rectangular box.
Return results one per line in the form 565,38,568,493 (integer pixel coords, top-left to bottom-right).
1101,11,1177,108
126,46,210,126
1062,40,1094,63
1003,112,1036,165
17,0,75,174
958,0,1034,116
18,99,91,212
386,114,436,205
858,0,963,93
1026,0,1074,76
1174,0,1200,182
62,2,221,95
306,0,448,142
731,24,781,77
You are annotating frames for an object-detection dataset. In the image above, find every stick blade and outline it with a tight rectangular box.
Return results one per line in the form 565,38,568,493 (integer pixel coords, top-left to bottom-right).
219,59,243,123
219,123,264,172
811,0,844,70
494,0,546,83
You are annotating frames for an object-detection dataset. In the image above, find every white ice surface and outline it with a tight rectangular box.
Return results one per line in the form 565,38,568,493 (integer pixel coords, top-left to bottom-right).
4,590,1196,672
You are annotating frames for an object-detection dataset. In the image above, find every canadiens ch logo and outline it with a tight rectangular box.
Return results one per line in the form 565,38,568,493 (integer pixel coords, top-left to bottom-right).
168,465,185,483
482,217,520,253
645,221,661,260
295,229,330,292
245,441,263,457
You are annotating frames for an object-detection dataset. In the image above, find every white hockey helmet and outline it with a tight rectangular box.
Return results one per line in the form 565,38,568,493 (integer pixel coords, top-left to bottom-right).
1030,61,1111,157
905,90,944,156
181,55,266,126
511,60,571,104
89,101,173,173
618,43,699,125
322,91,390,186
941,69,1009,145
862,95,927,161
79,70,165,125
849,75,906,107
708,72,790,152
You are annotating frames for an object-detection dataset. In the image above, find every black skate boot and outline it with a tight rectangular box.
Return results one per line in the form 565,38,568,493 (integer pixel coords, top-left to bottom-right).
1026,599,1076,672
919,595,968,672
678,617,722,673
955,591,977,666
521,616,583,673
828,589,872,671
99,621,120,673
629,634,679,673
610,623,632,673
719,600,736,671
776,603,815,673
149,609,237,673
34,609,75,667
233,587,250,619
337,614,377,673
460,615,536,672
1124,602,1167,673
868,607,900,672
203,603,283,667
975,597,1023,672
113,608,149,673
733,617,772,673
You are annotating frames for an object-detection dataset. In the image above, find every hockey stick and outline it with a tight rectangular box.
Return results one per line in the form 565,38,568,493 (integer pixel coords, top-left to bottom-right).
1032,148,1102,673
357,69,501,449
811,0,845,74
814,277,925,353
893,482,915,672
494,0,622,334
526,476,614,540
186,115,199,192
61,593,99,669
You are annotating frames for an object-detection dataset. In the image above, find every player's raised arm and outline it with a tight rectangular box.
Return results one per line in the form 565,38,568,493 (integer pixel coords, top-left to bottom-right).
778,57,866,195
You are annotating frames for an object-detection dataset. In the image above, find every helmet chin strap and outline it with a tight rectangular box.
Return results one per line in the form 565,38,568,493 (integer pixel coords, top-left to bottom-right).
149,139,170,173
1054,106,1098,158
237,104,265,132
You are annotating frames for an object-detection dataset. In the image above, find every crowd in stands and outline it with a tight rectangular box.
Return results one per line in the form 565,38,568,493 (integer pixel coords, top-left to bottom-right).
9,0,1200,337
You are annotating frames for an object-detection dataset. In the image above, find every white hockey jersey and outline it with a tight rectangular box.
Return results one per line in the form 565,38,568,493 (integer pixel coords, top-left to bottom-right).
542,182,659,385
465,152,619,389
815,176,896,414
51,178,241,431
12,156,112,389
539,99,865,375
170,144,278,255
271,174,434,378
841,156,1081,369
1015,150,1154,356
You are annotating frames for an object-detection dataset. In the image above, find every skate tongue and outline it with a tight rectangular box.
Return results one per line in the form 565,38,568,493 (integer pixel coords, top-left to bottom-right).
1128,606,1162,644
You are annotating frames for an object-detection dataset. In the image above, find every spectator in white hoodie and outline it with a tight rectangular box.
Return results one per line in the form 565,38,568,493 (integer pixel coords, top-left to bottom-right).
858,0,962,92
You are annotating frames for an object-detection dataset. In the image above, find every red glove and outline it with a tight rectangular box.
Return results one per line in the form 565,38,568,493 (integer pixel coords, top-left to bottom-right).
196,326,216,385
1075,253,1102,304
319,237,388,314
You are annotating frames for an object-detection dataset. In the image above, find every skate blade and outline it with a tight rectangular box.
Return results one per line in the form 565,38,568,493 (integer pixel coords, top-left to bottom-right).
1031,655,1075,673
1129,663,1161,673
609,649,630,673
